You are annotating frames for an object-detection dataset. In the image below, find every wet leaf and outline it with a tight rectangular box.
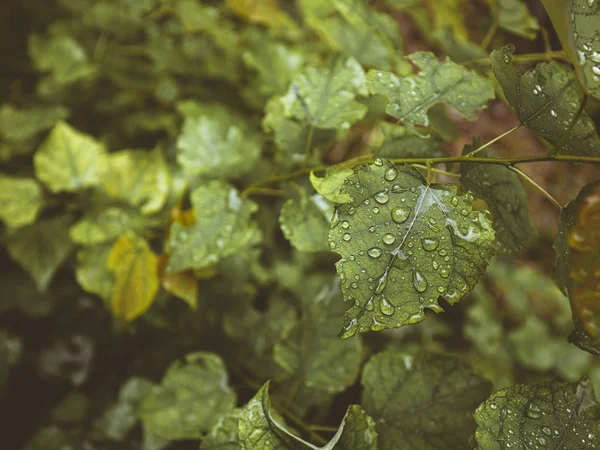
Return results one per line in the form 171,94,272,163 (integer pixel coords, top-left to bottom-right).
366,53,495,131
5,215,74,291
490,45,600,157
475,378,600,449
138,352,236,441
238,382,377,450
488,0,539,39
0,175,44,228
107,234,159,322
200,409,242,450
362,351,492,450
369,122,449,159
280,191,333,252
461,147,537,252
34,121,108,193
328,158,495,337
310,167,353,204
166,181,260,273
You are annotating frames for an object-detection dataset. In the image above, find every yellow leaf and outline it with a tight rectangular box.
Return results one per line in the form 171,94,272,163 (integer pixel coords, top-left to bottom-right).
226,0,279,26
107,234,159,321
431,0,470,42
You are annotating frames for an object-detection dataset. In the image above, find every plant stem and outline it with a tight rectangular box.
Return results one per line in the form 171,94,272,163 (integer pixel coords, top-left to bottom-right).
465,124,521,157
508,166,563,209
280,407,328,445
466,50,568,67
480,21,498,50
411,164,461,178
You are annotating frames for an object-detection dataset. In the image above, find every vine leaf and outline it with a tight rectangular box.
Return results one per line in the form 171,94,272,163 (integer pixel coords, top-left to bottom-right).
279,191,333,252
34,121,108,193
555,180,600,354
107,234,159,322
69,207,154,245
5,215,74,291
138,353,236,441
279,56,368,130
238,381,377,450
0,175,44,228
75,244,113,303
310,167,353,204
475,379,600,449
461,146,537,252
166,181,261,273
159,257,198,311
200,408,242,450
489,0,539,39
366,52,495,131
362,351,492,450
490,45,600,157
328,158,495,337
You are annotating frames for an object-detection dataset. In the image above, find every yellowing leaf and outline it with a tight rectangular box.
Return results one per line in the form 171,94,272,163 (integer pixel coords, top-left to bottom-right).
158,255,197,310
107,234,159,322
226,0,279,26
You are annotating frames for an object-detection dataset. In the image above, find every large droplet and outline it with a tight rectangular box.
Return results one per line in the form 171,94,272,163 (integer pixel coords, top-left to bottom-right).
365,298,374,311
340,319,359,338
413,270,427,293
367,247,383,258
380,296,395,315
391,206,411,223
374,190,390,204
526,403,542,419
382,233,396,245
341,221,350,229
421,237,439,251
343,233,352,241
427,217,440,232
384,167,398,181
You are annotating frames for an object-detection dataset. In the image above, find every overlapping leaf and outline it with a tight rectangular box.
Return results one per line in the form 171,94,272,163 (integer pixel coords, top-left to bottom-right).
488,0,539,39
328,158,495,337
310,167,353,204
0,104,68,149
279,191,333,252
490,45,600,157
75,244,113,302
362,351,492,450
0,175,44,228
69,207,153,245
200,409,243,450
475,379,600,449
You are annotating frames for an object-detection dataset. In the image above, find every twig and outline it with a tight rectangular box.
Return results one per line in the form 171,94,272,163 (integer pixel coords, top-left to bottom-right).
508,166,563,209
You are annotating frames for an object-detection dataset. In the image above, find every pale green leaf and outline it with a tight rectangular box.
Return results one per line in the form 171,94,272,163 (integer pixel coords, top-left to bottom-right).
328,158,496,337
488,0,539,39
200,409,243,450
433,26,487,64
166,181,260,273
0,175,44,228
5,215,74,291
74,244,113,302
138,352,236,440
0,104,69,145
366,52,495,131
475,379,600,449
279,57,368,130
460,147,537,252
310,167,353,204
362,351,491,450
280,192,333,252
239,382,377,450
69,207,154,245
490,45,600,157
369,122,449,159
34,121,108,193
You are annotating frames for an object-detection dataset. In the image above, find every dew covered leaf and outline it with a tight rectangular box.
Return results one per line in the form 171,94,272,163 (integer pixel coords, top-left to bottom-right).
279,191,333,252
490,45,600,157
238,382,377,450
138,352,236,441
488,0,539,39
107,234,159,322
366,53,495,131
5,215,74,291
362,351,492,450
310,167,353,204
475,379,600,449
200,408,242,450
555,180,600,352
34,121,108,193
460,147,537,252
165,181,261,273
328,158,495,337
279,56,368,130
368,122,449,159
0,175,44,228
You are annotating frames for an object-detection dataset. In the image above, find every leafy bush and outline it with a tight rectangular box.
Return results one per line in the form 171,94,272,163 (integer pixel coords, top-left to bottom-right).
2,0,600,449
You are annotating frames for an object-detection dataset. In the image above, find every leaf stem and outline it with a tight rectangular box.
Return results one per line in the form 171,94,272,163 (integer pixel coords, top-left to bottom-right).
508,166,563,209
480,21,498,50
465,50,568,67
304,124,316,161
412,164,461,178
465,124,521,157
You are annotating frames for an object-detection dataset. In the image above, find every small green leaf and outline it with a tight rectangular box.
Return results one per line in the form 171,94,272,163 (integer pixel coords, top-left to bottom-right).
362,351,492,450
239,382,377,450
138,352,236,441
280,191,333,252
166,181,260,273
69,207,153,245
328,158,495,337
461,147,537,252
74,244,113,302
279,57,368,130
310,167,353,204
490,45,600,157
0,175,44,228
34,121,108,193
475,379,600,449
369,122,449,159
488,0,539,39
0,104,68,145
366,53,495,131
200,409,243,450
5,215,74,291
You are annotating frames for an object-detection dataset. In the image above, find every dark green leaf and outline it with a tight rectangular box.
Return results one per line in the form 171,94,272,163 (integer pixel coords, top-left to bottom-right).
489,0,539,39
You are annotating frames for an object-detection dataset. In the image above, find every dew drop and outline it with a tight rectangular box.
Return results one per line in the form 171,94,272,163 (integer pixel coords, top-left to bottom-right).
365,298,374,311
392,206,411,223
329,241,336,249
432,260,439,270
490,403,498,410
437,286,445,293
348,206,356,215
384,167,398,181
383,233,396,245
413,270,427,293
367,247,383,258
374,158,383,166
526,403,542,419
341,220,350,229
550,109,558,118
343,233,352,241
542,427,552,436
451,196,459,206
372,206,380,214
422,237,439,251
351,282,358,289
380,296,395,315
374,273,388,294
375,190,390,204
341,319,359,338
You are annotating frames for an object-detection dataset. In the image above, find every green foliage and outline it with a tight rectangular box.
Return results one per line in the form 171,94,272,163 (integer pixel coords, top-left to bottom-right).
4,1,600,449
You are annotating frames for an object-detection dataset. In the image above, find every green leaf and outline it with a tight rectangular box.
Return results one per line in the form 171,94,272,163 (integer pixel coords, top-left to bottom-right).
0,103,69,145
488,0,539,39
0,175,44,228
280,191,333,252
328,158,496,337
34,121,108,193
490,45,600,157
368,122,449,159
138,352,236,441
5,215,74,291
74,244,113,302
362,351,492,450
279,57,368,130
238,382,378,450
69,207,153,245
475,379,600,449
200,409,243,450
460,147,537,252
166,181,260,273
310,167,353,204
366,53,495,131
